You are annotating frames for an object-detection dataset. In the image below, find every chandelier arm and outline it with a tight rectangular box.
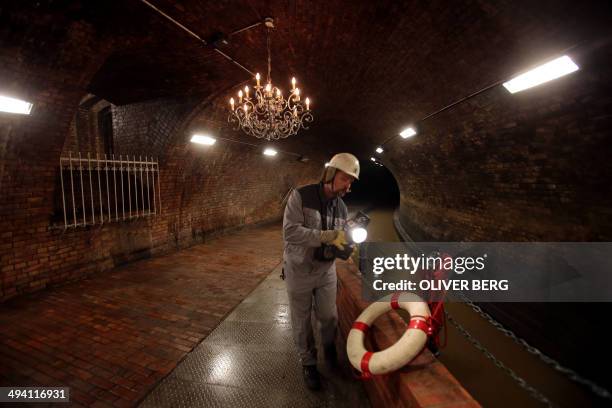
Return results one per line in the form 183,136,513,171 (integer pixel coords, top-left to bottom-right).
300,112,314,130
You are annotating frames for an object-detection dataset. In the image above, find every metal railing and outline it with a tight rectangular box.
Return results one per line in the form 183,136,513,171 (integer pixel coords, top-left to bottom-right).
59,153,161,228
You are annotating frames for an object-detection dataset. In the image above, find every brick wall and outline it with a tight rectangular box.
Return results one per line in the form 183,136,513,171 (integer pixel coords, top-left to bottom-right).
62,95,112,157
1,87,323,302
385,46,612,390
0,6,325,302
389,47,612,242
0,8,116,301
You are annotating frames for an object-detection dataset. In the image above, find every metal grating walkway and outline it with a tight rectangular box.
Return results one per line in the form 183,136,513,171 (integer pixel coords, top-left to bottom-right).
139,265,370,407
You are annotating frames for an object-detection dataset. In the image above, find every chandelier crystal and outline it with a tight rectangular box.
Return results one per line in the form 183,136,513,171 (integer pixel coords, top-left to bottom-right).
228,19,313,141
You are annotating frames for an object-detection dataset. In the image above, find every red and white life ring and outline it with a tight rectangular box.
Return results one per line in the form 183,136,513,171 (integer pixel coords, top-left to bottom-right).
346,292,431,378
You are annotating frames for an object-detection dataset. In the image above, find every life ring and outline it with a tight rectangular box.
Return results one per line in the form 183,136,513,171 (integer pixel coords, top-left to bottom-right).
346,292,431,378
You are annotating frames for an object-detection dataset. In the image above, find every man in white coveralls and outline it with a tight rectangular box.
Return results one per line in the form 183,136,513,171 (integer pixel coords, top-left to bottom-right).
282,153,360,390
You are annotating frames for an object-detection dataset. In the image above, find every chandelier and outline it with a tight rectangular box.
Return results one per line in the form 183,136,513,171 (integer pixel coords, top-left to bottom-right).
228,18,313,141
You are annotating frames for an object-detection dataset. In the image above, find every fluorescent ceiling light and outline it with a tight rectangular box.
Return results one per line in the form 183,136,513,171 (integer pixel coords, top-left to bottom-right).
190,134,216,145
0,95,33,115
400,127,417,139
503,55,579,94
376,147,383,153
263,148,277,156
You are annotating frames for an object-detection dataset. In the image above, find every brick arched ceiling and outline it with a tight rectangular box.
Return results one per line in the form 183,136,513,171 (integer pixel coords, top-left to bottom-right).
5,0,612,157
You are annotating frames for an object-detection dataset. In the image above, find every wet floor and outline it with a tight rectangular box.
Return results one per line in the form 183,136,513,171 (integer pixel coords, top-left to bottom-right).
139,265,370,408
362,205,605,408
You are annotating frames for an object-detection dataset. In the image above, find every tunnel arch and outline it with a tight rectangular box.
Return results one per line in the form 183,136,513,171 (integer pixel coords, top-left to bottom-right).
344,158,401,210
1,3,612,407
0,0,610,298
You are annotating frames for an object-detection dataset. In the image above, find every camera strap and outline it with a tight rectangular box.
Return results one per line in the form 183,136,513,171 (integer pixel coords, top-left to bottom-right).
318,183,337,231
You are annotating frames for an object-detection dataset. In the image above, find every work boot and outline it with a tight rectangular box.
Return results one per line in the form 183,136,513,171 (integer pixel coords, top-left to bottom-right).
324,344,338,367
302,365,321,390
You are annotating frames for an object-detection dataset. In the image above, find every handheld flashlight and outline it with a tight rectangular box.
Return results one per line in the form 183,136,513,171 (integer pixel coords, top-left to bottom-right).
334,211,370,260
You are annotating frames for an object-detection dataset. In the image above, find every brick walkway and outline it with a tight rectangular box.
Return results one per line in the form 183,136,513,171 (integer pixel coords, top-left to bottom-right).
0,223,283,407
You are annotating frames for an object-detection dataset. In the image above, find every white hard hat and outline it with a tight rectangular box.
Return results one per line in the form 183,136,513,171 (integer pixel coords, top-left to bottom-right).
328,153,360,180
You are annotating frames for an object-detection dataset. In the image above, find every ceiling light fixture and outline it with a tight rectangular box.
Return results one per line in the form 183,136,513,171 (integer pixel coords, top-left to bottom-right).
190,134,216,145
503,55,579,94
263,147,278,156
228,18,313,141
400,127,417,139
0,95,33,115
375,147,384,153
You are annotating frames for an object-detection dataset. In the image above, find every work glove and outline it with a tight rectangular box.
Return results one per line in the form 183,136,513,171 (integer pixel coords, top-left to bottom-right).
320,230,348,250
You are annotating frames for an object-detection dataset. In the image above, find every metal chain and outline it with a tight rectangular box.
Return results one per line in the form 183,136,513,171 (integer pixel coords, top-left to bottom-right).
266,27,272,83
446,313,556,407
456,293,612,401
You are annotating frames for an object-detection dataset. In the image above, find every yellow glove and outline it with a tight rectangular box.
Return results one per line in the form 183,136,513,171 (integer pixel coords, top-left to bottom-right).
330,230,348,251
320,230,348,250
320,230,338,244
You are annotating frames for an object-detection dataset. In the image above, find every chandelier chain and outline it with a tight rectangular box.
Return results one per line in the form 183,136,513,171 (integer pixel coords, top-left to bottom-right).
267,27,272,83
227,19,313,141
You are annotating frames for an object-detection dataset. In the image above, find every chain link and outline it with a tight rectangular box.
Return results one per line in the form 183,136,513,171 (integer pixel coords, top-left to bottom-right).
446,313,556,407
456,293,612,401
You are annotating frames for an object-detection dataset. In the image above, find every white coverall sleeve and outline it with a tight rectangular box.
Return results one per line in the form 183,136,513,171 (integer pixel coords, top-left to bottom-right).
283,189,322,247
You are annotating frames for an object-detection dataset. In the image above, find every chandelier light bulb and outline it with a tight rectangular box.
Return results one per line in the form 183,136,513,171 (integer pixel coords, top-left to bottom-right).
245,86,249,97
276,89,281,97
292,77,296,90
305,97,310,110
256,73,260,86
230,97,235,109
238,89,243,102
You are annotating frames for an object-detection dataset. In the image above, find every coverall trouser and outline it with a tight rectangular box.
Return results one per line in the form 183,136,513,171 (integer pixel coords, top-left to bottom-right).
285,261,338,366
